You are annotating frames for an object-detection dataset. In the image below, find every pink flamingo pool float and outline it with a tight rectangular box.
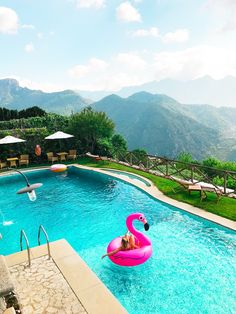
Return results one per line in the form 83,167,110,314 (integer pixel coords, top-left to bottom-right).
107,213,152,266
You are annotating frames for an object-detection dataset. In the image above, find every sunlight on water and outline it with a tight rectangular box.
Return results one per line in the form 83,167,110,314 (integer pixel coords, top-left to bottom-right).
2,221,14,226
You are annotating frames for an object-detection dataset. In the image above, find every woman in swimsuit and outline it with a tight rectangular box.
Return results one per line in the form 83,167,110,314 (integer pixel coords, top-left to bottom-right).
101,232,139,259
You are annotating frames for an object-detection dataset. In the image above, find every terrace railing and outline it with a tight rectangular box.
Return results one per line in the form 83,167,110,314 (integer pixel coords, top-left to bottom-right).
111,151,236,196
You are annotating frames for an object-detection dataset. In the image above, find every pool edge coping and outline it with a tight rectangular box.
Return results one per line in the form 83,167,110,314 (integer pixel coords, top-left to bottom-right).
99,167,153,187
5,239,128,314
74,164,236,232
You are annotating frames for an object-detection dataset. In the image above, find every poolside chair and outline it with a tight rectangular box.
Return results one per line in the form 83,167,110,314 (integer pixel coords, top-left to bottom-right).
67,150,77,160
19,155,29,166
46,152,58,164
57,152,67,161
0,161,7,170
7,159,17,168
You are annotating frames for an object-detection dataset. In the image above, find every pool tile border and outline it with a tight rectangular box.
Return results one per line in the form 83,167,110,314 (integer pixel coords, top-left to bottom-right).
5,239,128,314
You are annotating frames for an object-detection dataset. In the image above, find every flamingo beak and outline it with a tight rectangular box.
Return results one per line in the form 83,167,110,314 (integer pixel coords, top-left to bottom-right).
144,222,149,231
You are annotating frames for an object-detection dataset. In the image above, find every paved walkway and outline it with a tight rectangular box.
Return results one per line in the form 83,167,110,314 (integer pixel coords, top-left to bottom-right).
9,256,87,314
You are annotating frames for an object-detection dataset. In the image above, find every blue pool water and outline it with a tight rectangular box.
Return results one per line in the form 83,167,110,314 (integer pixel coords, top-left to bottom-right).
0,167,236,314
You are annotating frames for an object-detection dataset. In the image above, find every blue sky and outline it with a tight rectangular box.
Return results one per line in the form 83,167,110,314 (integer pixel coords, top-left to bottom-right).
1,0,236,91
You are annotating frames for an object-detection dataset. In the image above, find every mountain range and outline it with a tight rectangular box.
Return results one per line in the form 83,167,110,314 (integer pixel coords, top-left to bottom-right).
0,78,236,160
0,78,90,114
93,92,233,160
79,76,236,108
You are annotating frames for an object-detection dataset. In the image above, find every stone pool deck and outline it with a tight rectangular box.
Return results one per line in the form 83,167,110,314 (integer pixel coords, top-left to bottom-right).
9,256,86,314
4,240,127,314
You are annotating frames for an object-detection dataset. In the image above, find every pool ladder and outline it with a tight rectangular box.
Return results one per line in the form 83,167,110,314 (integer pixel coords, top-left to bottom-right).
20,225,51,267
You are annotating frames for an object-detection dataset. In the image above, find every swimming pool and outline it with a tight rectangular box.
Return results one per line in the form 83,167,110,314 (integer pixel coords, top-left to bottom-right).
101,168,152,187
0,167,235,313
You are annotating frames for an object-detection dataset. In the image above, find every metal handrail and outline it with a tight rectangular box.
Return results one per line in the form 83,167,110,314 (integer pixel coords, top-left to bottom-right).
38,225,51,259
20,229,31,267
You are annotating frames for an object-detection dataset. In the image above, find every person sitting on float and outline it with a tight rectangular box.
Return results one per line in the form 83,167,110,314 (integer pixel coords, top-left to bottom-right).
102,232,139,259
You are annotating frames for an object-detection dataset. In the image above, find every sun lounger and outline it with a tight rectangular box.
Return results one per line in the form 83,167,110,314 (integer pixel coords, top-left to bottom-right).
201,186,222,202
188,185,222,202
86,152,102,161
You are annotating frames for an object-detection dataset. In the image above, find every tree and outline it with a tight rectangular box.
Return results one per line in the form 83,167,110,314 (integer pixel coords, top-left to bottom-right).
111,134,127,153
202,157,220,168
68,107,115,153
131,148,147,163
97,138,113,156
19,106,46,118
177,152,193,163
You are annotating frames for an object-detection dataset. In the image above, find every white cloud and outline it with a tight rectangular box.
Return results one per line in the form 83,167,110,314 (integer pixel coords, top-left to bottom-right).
131,27,189,43
132,27,160,37
9,46,236,93
67,45,236,91
37,32,43,39
207,0,236,9
69,58,108,78
153,45,236,80
21,24,35,30
0,7,19,34
8,76,65,92
206,0,236,31
76,0,105,9
162,29,189,43
116,2,142,22
68,53,148,90
116,53,147,70
24,43,35,53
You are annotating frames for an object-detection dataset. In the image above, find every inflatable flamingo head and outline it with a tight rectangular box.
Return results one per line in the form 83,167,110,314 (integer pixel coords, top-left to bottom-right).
126,212,150,231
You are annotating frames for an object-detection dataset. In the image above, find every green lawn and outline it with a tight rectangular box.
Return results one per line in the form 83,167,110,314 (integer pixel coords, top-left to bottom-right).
78,157,236,222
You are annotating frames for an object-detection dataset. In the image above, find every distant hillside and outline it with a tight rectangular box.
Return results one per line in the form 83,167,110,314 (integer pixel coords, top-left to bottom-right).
79,76,236,108
2,78,236,160
116,76,236,108
182,104,236,138
93,92,220,160
0,79,90,114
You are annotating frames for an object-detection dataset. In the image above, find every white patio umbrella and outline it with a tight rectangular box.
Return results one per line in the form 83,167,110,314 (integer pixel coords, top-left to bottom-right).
45,131,74,140
0,135,26,144
45,131,74,150
0,135,26,162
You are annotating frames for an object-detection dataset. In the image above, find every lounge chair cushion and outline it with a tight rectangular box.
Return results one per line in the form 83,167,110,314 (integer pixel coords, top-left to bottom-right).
0,256,14,297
